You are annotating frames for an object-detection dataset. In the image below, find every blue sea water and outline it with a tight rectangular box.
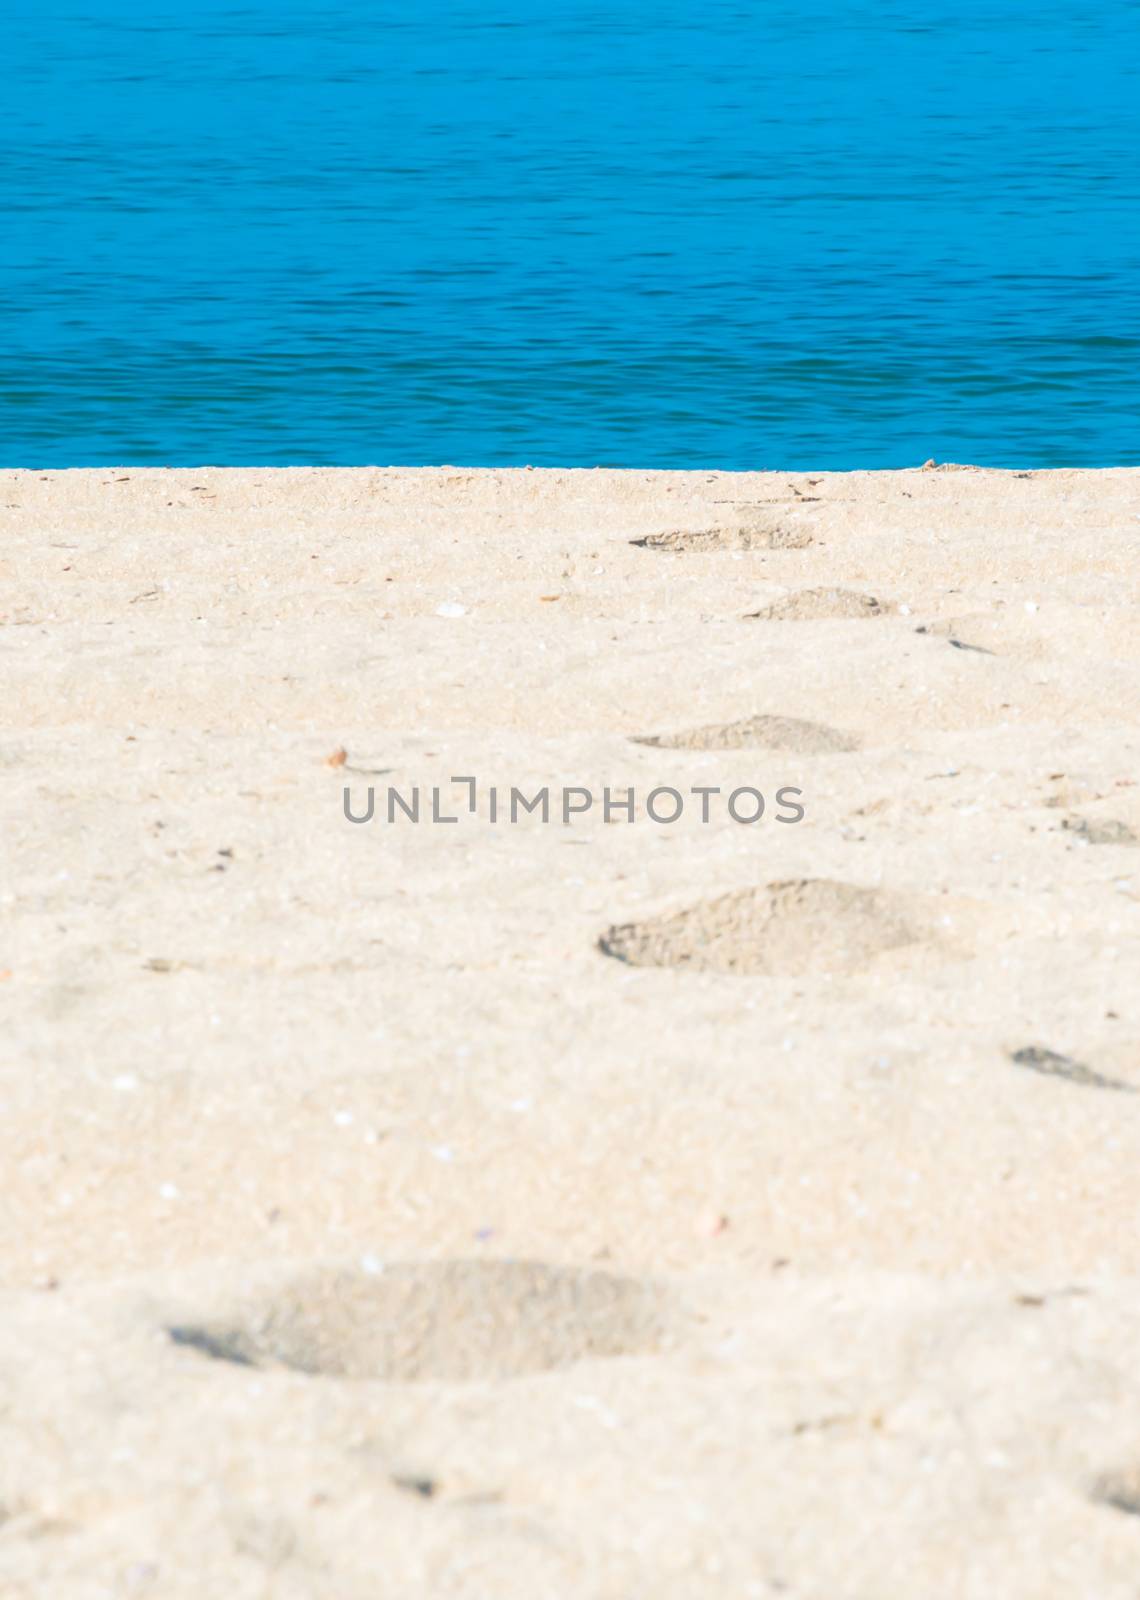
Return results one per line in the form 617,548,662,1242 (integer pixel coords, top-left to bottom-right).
4,1,1139,468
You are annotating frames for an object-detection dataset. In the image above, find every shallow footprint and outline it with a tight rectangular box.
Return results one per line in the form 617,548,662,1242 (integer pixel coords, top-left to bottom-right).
632,520,813,552
632,714,860,754
600,879,939,977
1062,817,1137,846
166,1260,667,1382
746,588,895,620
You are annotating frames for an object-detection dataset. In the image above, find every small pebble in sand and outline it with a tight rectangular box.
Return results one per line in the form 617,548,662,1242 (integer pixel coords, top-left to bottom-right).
392,1474,437,1499
695,1208,729,1238
325,747,347,768
1092,1467,1140,1517
435,601,467,618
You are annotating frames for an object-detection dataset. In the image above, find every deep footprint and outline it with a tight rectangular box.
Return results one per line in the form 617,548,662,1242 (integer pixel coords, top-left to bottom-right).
599,879,935,977
746,588,895,620
166,1260,667,1382
632,714,860,754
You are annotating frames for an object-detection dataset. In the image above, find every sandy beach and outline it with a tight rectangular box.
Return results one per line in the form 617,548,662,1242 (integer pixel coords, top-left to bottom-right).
3,464,1140,1596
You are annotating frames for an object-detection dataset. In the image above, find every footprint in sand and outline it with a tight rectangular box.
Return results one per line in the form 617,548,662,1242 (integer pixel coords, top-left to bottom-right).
631,714,860,755
166,1260,667,1382
1061,817,1137,846
599,879,951,977
746,588,896,621
631,520,813,552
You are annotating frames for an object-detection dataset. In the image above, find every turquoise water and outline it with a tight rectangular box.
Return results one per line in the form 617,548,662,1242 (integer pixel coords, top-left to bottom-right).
5,1,1139,468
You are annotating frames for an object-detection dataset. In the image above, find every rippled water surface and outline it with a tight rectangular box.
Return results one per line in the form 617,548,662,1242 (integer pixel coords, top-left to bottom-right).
5,1,1139,466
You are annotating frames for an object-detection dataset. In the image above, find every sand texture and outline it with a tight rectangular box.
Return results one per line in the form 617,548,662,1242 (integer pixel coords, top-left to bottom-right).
3,464,1140,1597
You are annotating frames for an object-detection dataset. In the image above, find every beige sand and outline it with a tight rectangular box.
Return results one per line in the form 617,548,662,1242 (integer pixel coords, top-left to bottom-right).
2,464,1139,1596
